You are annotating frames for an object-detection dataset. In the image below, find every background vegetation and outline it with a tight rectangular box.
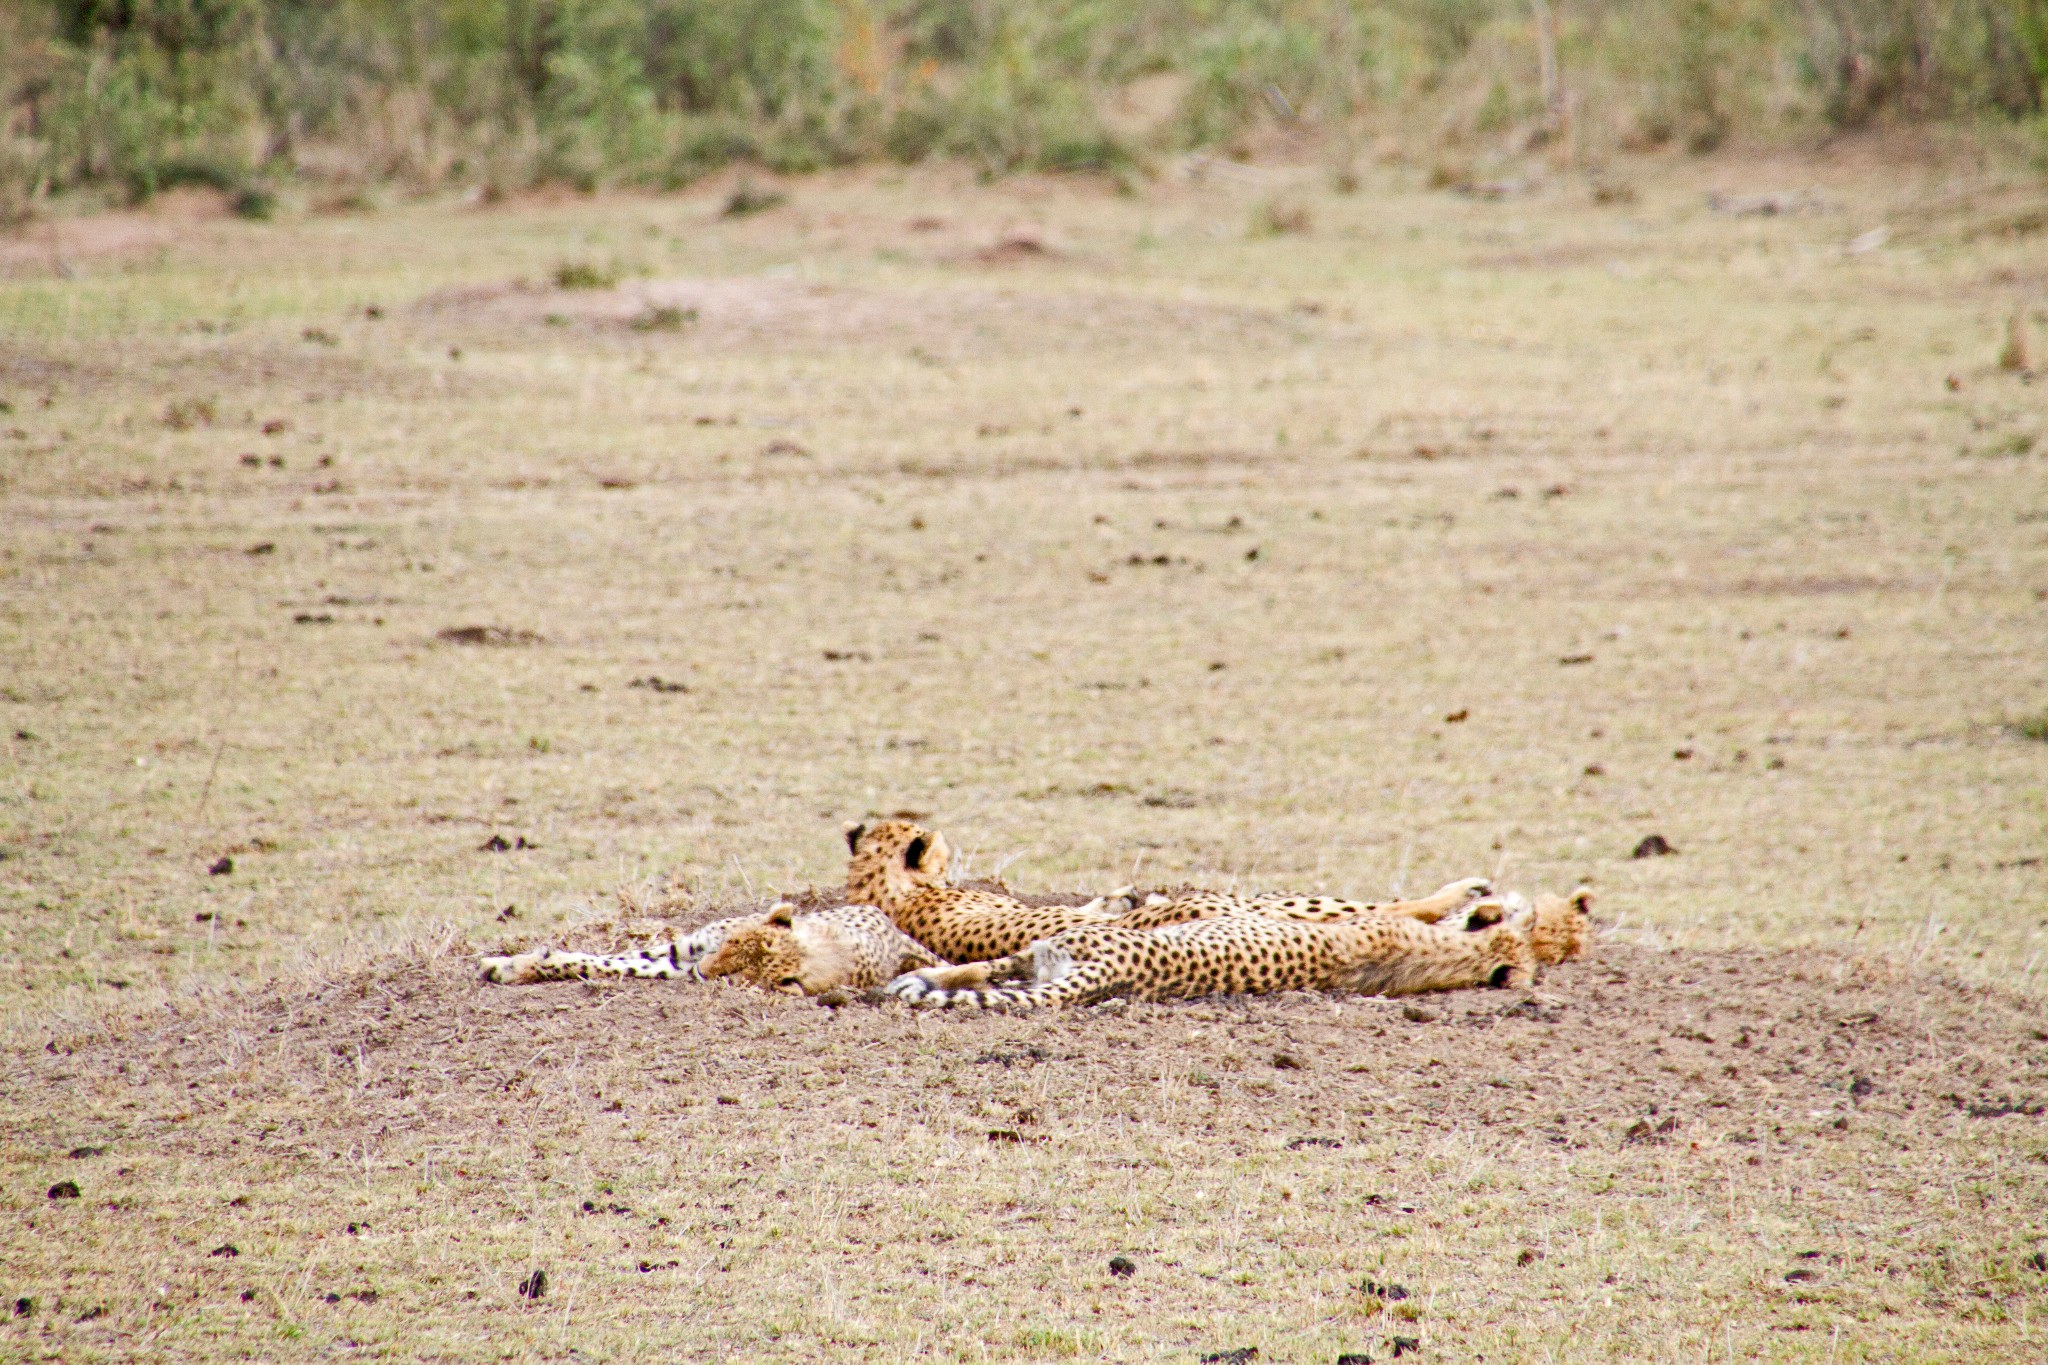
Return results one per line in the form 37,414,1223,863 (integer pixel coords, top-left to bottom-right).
3,0,2046,219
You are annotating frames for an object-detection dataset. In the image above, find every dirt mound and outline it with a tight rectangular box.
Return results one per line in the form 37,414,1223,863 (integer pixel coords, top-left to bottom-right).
27,935,2046,1155
11,933,2047,1360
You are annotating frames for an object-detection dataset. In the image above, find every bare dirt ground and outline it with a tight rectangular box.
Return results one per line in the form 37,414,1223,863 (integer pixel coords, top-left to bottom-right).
3,144,2047,1359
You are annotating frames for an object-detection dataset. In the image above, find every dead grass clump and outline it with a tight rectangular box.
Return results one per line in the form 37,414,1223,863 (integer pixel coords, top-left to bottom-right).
2009,709,2048,742
435,625,543,646
628,304,696,332
1590,175,1638,205
975,230,1056,262
1999,306,2032,373
1248,197,1311,237
722,180,786,218
160,397,215,429
1425,160,1470,191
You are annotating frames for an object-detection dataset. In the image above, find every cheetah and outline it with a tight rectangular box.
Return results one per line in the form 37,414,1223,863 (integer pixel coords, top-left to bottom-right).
475,816,1123,992
478,902,935,995
883,888,1594,1012
697,902,940,994
844,819,1146,963
846,818,1494,961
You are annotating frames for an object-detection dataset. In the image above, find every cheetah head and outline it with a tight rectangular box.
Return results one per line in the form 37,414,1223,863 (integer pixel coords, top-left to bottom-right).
843,818,952,908
697,904,856,995
1528,887,1593,965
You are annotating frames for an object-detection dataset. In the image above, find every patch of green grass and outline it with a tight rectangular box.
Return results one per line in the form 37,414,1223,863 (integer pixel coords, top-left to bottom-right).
552,260,622,290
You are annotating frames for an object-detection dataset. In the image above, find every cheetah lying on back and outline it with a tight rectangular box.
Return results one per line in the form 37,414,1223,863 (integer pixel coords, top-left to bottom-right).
479,903,937,993
884,888,1593,1011
846,818,1497,961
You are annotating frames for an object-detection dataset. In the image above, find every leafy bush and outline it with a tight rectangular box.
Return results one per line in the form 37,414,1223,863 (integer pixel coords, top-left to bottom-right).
3,0,2045,212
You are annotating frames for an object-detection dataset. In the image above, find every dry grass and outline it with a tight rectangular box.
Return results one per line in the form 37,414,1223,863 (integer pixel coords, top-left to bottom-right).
3,149,2047,1359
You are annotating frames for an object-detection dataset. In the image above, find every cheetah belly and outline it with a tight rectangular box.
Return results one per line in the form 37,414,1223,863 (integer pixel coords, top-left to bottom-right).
808,906,938,986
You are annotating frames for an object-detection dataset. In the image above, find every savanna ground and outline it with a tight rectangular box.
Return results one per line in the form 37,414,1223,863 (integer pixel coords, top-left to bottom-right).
2,142,2046,1361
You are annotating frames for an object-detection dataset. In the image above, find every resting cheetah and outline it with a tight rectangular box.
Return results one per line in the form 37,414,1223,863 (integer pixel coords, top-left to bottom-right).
697,902,939,993
845,819,1142,962
479,903,932,995
884,888,1593,1011
846,818,1493,960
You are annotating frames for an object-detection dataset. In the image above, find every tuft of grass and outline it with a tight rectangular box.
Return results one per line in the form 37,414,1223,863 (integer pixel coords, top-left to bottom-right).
1426,161,1470,192
629,304,697,332
2011,710,2048,742
722,180,786,218
231,185,276,220
161,397,216,430
1965,433,2038,458
553,260,621,290
2000,306,2032,373
1248,197,1311,237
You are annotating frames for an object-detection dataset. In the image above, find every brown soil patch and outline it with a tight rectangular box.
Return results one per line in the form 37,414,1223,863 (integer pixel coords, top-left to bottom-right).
413,273,1308,354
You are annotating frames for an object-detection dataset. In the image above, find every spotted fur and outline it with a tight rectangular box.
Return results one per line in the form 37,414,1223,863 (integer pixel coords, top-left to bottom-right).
479,903,933,995
885,889,1594,1011
843,819,1140,962
849,817,1498,959
697,903,939,994
479,918,739,985
1110,877,1499,933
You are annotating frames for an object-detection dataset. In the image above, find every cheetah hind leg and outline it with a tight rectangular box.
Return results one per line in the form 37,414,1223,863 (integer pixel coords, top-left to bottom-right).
887,955,1119,1012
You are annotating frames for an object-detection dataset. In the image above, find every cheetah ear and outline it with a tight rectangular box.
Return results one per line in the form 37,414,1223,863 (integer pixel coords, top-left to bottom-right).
904,834,929,870
844,822,866,855
1569,887,1594,914
767,902,797,928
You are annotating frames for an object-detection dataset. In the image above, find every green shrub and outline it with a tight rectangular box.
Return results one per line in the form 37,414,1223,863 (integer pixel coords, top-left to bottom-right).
6,0,2048,208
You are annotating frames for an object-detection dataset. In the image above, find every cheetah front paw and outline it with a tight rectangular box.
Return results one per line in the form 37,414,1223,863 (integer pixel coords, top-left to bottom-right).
1079,884,1141,915
1461,889,1528,931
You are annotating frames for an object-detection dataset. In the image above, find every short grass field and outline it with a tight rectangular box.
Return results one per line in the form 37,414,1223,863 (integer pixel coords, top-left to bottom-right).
3,144,2047,1361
